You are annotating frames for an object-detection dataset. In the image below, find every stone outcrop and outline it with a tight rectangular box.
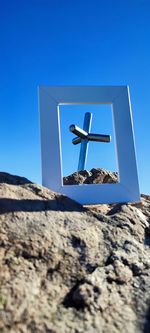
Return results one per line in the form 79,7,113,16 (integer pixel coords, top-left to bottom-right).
63,168,118,185
0,171,150,333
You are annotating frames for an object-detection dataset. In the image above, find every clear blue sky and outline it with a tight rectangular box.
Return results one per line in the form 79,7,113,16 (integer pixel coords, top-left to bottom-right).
0,0,150,194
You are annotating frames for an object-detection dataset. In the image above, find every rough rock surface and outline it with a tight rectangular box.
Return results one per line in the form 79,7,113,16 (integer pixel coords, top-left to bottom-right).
63,168,118,185
0,171,150,333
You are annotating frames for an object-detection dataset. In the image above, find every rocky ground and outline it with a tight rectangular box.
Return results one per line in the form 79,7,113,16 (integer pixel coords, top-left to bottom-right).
63,168,118,185
0,171,150,333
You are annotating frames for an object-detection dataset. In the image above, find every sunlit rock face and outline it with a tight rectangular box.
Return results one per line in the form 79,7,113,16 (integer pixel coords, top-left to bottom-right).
0,171,150,333
63,168,118,185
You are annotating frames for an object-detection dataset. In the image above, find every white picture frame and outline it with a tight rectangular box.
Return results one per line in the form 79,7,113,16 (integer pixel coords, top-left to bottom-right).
38,86,140,204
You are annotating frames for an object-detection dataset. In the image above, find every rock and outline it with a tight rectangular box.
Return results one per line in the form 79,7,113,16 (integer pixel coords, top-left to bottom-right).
0,171,150,333
63,168,118,185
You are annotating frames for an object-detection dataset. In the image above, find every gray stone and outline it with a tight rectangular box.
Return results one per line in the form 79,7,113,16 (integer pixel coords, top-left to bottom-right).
0,171,150,333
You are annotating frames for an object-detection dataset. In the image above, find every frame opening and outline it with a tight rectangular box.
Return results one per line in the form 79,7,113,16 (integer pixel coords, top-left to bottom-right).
59,104,119,186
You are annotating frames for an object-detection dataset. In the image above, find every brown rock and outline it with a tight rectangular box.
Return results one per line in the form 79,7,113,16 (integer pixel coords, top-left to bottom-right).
63,168,118,185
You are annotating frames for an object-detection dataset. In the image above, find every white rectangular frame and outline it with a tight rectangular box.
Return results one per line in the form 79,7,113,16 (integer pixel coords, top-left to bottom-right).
38,86,140,204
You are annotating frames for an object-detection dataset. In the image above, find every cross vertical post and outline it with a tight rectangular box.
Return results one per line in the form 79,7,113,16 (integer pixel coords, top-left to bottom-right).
78,112,93,171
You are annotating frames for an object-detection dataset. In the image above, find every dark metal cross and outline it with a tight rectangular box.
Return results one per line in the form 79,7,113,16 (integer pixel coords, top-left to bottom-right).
69,112,111,171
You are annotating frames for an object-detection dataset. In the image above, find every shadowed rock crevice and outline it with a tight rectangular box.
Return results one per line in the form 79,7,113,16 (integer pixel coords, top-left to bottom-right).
0,197,85,214
145,226,150,246
63,280,86,310
63,278,102,311
71,235,86,249
144,304,150,333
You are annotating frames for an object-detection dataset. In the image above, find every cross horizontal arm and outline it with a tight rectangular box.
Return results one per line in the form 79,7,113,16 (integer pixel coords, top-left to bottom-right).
72,136,81,145
88,133,111,142
69,124,88,139
72,133,111,145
